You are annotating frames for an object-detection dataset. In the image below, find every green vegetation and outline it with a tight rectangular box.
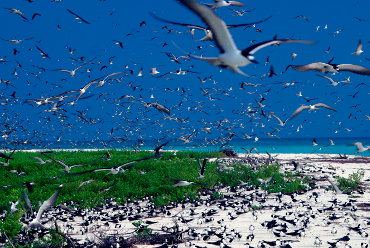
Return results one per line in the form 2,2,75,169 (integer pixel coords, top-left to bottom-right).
0,150,307,243
335,169,365,193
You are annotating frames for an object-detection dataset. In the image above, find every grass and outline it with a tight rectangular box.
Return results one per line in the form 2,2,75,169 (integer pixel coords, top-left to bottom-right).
335,169,365,193
0,150,308,245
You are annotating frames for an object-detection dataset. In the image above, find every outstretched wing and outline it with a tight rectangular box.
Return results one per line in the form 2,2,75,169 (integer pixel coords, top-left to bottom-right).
178,0,238,54
35,190,59,222
288,105,310,120
315,103,337,112
242,39,315,57
336,64,370,75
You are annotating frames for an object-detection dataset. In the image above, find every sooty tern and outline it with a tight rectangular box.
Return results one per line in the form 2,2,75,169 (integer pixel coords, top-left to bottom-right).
176,0,314,75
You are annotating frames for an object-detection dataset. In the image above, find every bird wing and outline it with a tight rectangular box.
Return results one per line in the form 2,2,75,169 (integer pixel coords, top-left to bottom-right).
336,64,370,75
290,62,332,72
270,113,285,126
150,12,207,31
356,40,362,53
32,156,44,163
178,0,238,54
93,168,112,172
314,103,337,111
317,74,335,84
226,16,272,29
228,1,245,7
66,9,90,24
35,190,59,222
289,105,310,120
242,39,314,57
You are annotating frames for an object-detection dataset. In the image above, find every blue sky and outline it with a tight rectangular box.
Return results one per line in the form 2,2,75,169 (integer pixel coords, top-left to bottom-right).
0,0,369,148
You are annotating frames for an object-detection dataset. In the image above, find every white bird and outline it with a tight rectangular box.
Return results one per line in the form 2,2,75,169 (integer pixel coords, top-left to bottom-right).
314,236,322,246
32,156,51,165
288,103,337,120
10,200,20,213
171,179,196,187
350,142,370,153
353,40,364,56
42,154,85,173
149,67,160,75
289,62,370,75
204,0,245,9
53,62,90,77
317,74,352,86
176,0,314,75
269,113,286,126
28,189,60,229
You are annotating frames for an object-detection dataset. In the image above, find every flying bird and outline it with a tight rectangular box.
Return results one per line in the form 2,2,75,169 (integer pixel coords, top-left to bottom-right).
53,62,90,77
288,103,337,120
27,189,60,229
5,8,28,21
204,0,245,9
175,0,314,75
317,74,352,86
42,154,85,173
197,158,208,179
353,40,364,56
151,12,271,41
66,9,90,24
287,62,370,75
350,142,370,153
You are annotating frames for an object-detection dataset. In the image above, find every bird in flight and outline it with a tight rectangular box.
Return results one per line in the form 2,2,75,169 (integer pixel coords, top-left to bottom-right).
288,103,337,120
5,8,28,21
151,12,271,41
350,142,370,153
27,189,60,230
53,61,90,77
288,62,370,75
66,9,90,24
175,0,314,75
204,0,245,9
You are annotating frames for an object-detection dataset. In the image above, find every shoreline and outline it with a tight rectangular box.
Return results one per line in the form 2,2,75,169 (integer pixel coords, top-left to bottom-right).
1,148,369,157
1,150,369,247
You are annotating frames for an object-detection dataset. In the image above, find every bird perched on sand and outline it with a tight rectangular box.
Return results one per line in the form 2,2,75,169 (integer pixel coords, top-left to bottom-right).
288,103,337,120
350,142,370,153
175,0,314,75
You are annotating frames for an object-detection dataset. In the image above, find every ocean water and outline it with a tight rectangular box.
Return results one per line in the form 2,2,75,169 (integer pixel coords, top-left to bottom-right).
3,137,369,156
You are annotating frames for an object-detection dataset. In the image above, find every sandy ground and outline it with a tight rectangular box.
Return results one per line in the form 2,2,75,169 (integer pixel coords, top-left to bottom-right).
14,153,370,247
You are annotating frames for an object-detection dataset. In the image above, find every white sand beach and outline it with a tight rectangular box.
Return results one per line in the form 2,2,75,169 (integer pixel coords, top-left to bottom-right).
16,152,369,248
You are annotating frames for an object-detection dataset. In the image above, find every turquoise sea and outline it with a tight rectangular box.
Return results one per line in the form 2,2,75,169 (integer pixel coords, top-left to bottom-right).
3,137,369,156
